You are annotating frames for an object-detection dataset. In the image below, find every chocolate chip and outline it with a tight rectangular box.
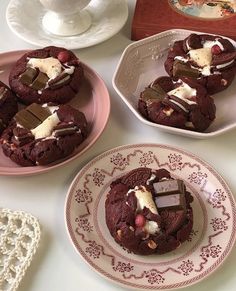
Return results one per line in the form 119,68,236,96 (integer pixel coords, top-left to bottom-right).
173,60,200,78
31,72,49,90
15,109,42,130
19,67,38,86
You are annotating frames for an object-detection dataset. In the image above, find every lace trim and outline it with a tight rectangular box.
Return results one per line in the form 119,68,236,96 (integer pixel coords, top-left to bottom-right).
0,209,41,291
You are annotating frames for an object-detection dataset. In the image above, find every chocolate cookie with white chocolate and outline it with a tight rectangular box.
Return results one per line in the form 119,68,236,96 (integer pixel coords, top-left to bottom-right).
0,103,87,166
105,167,193,255
164,33,236,95
9,46,84,104
138,76,216,132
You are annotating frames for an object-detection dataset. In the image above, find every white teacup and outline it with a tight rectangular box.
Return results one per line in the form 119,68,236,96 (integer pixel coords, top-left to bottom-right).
40,0,92,36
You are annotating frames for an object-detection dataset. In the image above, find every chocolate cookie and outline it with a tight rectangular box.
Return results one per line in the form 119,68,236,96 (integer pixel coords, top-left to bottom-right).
0,103,87,166
105,167,193,255
138,76,216,132
9,46,84,104
164,33,236,94
0,81,18,135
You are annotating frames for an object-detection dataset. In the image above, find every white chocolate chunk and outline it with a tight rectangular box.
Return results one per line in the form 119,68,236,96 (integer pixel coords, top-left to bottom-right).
63,66,75,75
163,107,174,116
188,48,212,67
28,57,62,79
31,113,60,139
128,186,158,214
167,82,197,105
201,65,211,76
144,221,160,234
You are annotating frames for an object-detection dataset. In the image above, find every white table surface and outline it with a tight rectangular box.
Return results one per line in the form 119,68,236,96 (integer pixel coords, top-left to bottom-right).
1,0,236,290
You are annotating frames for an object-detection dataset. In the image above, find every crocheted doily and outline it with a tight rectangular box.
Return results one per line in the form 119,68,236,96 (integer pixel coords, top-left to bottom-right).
0,209,41,291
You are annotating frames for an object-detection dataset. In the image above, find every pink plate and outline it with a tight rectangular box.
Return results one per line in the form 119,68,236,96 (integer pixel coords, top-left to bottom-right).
0,50,110,176
65,143,236,290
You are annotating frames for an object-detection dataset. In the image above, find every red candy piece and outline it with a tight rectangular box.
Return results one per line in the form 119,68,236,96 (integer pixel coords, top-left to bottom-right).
57,51,70,63
211,45,222,55
135,214,146,227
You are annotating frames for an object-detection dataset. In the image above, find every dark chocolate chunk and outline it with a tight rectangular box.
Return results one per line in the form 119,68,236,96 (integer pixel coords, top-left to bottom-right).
141,83,167,104
15,109,41,130
153,179,186,211
31,72,49,90
211,52,236,66
173,60,200,78
27,103,51,122
19,67,38,86
155,194,186,211
153,179,185,196
14,103,52,130
48,73,71,89
153,76,175,92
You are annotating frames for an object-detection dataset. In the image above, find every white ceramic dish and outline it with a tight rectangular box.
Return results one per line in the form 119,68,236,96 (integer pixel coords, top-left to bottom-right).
6,0,128,50
113,29,236,139
65,143,236,290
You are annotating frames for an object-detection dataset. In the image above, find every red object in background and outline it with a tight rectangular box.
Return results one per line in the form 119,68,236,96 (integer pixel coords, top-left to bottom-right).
131,0,236,41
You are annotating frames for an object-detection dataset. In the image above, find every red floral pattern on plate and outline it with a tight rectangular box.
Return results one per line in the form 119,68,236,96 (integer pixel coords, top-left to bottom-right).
65,144,236,290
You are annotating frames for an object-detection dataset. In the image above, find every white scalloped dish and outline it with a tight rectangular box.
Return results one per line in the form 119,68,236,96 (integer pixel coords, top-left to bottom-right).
113,29,236,138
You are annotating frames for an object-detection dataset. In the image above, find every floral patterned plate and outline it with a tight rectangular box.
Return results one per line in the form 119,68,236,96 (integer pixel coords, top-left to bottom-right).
65,144,236,290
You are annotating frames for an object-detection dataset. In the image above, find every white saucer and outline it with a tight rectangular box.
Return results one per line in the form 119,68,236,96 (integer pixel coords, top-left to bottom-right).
6,0,128,50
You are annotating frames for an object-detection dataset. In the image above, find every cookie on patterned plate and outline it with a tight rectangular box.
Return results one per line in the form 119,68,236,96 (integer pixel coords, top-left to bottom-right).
105,167,193,255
